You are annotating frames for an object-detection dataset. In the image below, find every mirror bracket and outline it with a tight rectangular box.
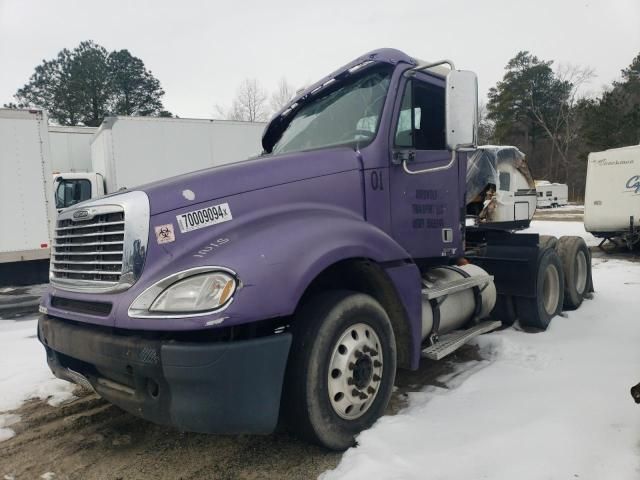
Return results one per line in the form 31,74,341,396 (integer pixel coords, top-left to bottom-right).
405,59,456,78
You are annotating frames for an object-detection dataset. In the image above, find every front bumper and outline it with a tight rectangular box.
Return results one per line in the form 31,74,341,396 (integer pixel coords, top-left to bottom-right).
38,315,292,434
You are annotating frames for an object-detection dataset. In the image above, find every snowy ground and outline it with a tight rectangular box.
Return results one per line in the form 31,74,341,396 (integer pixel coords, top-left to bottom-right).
522,220,600,247
0,318,75,442
324,232,640,479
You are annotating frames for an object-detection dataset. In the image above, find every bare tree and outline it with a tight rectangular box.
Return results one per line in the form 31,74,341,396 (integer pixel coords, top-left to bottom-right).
270,77,296,113
216,78,269,122
477,101,495,145
528,63,595,182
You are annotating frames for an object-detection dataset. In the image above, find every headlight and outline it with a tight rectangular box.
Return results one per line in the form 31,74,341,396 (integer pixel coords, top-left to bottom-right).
150,272,235,313
128,267,237,318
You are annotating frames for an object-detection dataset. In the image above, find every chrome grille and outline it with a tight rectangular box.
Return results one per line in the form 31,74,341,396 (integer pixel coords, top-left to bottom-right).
50,191,150,294
52,210,125,283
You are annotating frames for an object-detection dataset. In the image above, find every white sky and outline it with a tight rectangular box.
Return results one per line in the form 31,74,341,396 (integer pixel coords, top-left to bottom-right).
1,0,638,118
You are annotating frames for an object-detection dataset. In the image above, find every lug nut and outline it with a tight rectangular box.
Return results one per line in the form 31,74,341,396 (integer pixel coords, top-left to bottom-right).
373,374,381,382
359,392,368,400
367,386,375,394
369,350,379,357
354,350,363,358
352,389,360,397
348,362,355,370
347,377,354,385
374,360,382,368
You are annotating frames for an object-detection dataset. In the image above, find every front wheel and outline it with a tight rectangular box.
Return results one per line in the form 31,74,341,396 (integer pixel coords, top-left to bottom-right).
283,291,396,450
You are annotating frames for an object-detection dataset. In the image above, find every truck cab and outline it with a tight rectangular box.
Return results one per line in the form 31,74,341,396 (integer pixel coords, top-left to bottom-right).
38,49,592,450
53,172,105,211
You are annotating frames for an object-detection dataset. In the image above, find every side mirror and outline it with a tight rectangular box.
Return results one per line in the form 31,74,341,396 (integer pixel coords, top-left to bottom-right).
445,70,478,151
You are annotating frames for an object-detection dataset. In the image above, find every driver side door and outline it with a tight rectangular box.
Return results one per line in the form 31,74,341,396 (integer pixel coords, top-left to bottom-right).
388,72,464,259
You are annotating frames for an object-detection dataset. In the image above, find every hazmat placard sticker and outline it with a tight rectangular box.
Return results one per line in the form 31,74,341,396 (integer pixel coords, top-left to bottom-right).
176,203,232,233
155,224,176,244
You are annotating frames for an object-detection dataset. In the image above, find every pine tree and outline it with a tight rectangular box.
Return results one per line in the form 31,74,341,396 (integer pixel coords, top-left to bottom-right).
10,41,171,126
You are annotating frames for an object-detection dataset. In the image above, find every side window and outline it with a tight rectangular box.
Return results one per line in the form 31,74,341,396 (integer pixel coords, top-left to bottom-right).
538,191,543,197
395,83,414,147
546,191,552,197
499,172,511,191
394,79,446,150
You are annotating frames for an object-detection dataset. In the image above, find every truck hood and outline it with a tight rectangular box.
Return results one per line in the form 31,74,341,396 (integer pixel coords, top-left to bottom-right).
140,147,362,215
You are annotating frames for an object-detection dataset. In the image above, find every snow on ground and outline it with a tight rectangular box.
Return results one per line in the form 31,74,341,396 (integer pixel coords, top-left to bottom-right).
323,258,640,480
523,220,600,247
0,318,75,441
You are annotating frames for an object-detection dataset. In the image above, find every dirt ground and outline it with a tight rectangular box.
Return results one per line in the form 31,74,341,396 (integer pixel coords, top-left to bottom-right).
0,346,482,480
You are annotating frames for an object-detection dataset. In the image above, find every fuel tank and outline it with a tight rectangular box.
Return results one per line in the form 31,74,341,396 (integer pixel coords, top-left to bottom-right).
421,264,497,339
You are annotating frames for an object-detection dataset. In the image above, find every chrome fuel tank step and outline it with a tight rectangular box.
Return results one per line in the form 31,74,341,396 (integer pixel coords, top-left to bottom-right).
421,320,502,360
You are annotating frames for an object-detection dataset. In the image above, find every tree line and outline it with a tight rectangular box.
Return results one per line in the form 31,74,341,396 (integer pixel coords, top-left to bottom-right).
7,41,639,199
484,50,640,199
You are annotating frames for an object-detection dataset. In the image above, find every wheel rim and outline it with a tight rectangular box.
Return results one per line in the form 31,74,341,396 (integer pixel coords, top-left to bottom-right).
543,264,560,315
328,322,383,420
574,250,587,295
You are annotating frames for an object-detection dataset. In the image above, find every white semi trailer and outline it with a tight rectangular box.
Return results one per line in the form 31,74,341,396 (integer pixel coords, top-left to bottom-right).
0,109,56,285
54,116,267,209
584,144,640,250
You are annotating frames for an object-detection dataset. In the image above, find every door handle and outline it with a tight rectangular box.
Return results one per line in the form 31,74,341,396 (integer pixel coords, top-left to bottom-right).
402,150,457,175
392,150,415,164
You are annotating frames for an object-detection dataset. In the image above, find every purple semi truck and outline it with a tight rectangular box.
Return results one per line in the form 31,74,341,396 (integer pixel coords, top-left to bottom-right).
38,49,593,450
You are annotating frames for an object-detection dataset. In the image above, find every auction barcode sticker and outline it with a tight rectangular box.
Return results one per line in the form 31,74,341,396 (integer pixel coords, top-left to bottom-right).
176,203,232,233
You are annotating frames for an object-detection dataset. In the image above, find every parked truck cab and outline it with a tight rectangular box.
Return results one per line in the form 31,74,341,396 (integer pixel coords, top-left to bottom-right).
53,172,105,211
39,49,593,450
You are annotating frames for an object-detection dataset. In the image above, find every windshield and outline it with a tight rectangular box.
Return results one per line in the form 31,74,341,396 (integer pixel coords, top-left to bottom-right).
55,178,92,209
271,66,392,155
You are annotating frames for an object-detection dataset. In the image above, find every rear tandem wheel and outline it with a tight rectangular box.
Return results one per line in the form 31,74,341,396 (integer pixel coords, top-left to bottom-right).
555,235,592,310
516,246,565,330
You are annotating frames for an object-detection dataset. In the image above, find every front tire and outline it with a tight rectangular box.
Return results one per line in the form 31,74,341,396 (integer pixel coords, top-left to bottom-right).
283,291,396,450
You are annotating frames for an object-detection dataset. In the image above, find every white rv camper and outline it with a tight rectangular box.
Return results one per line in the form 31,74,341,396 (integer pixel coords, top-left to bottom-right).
535,181,569,208
584,144,640,249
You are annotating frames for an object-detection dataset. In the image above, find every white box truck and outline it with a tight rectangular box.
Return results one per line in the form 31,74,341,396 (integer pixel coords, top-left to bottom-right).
0,109,56,285
584,144,640,249
49,125,96,173
535,181,569,208
54,116,266,209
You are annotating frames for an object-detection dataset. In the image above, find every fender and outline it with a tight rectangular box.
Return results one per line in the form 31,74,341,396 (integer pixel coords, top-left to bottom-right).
114,204,421,339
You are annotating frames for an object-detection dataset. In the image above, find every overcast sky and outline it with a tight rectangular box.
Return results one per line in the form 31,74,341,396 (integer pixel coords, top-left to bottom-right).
1,0,638,119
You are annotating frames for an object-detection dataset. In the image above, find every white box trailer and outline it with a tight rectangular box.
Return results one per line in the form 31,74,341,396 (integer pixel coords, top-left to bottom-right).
0,109,55,284
90,116,266,195
584,144,640,249
48,125,96,173
535,181,569,208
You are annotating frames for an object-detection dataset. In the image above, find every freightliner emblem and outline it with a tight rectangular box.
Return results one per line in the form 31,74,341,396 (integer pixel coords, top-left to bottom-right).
72,209,91,220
